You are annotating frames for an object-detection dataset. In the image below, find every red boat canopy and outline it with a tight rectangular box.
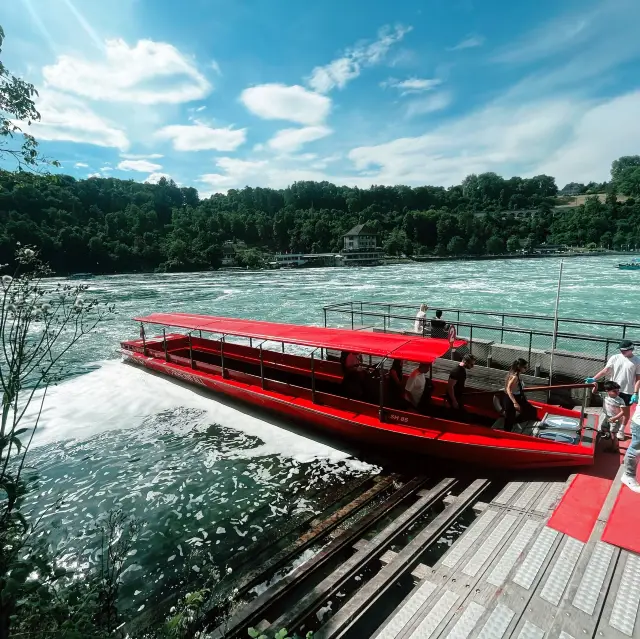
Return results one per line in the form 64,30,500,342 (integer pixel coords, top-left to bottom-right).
134,313,466,365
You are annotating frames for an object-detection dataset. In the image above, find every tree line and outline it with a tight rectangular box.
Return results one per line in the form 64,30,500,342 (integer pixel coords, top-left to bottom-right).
0,159,639,273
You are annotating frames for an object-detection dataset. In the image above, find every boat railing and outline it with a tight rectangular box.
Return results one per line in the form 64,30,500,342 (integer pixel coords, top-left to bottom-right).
323,301,638,386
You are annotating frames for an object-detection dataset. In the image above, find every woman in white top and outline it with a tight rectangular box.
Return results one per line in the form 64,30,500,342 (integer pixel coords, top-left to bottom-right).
414,303,428,334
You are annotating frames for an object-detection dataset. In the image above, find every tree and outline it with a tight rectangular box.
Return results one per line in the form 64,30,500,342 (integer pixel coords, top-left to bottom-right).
506,236,521,253
0,246,113,637
0,26,57,169
611,156,640,196
447,235,466,255
486,236,504,254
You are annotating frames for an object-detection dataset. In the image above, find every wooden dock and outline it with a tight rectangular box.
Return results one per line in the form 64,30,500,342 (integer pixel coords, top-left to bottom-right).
209,470,638,639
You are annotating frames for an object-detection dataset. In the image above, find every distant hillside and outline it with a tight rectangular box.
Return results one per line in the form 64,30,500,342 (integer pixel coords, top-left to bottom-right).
556,193,629,209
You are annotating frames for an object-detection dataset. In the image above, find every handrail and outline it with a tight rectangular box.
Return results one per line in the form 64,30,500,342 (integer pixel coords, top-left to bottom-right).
323,300,640,331
466,382,595,396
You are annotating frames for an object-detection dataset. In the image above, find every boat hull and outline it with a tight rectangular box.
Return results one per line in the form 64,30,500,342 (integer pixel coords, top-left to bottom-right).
123,350,595,470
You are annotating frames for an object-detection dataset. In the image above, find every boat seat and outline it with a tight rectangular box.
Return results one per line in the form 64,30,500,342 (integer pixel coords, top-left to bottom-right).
190,347,344,384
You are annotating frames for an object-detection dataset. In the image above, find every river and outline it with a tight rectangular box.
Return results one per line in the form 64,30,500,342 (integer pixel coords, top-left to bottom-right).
21,255,635,616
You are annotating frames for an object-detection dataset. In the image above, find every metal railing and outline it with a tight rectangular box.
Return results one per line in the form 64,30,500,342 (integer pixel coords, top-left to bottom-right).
323,301,640,385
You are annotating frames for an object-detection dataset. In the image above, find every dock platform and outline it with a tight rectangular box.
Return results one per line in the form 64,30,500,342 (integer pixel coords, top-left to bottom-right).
210,467,638,639
360,472,638,639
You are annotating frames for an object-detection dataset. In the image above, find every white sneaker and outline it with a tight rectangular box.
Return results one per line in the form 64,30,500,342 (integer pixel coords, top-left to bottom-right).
621,474,640,493
617,431,626,441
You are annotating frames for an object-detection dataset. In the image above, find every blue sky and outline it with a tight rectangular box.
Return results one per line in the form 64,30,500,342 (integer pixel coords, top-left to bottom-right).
3,0,640,195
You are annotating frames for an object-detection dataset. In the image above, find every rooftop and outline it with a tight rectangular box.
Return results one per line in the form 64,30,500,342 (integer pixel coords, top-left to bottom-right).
344,223,377,237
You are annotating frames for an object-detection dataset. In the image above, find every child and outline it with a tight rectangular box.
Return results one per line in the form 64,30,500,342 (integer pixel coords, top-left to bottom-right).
602,380,626,451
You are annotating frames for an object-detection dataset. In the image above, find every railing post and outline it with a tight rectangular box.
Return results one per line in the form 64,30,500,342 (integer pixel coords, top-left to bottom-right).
250,337,253,348
311,351,316,403
379,357,387,422
189,334,194,369
623,325,627,339
351,310,354,330
141,324,147,356
282,342,285,353
324,308,327,328
528,331,533,364
469,325,473,355
360,302,363,325
259,345,265,389
163,328,168,362
220,335,226,378
604,340,610,366
580,384,588,426
199,330,202,338
383,314,386,333
500,315,505,343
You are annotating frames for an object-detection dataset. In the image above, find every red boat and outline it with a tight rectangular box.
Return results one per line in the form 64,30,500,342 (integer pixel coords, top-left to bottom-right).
120,313,597,469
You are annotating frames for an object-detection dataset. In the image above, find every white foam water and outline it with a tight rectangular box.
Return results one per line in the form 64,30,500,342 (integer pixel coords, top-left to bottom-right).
28,359,368,470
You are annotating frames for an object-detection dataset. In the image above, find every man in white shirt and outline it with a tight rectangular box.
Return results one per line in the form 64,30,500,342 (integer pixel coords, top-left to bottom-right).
586,340,640,439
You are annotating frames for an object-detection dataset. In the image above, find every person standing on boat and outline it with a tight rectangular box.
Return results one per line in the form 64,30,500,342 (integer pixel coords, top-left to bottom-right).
414,303,428,334
340,351,365,400
503,359,536,431
446,354,476,413
430,310,447,338
387,359,406,408
404,363,433,413
586,340,640,440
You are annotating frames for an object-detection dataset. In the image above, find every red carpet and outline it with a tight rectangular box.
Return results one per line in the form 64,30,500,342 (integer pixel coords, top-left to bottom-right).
547,474,611,542
601,486,640,553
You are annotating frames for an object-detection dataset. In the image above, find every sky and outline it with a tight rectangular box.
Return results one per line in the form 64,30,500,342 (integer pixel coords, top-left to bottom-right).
3,0,640,196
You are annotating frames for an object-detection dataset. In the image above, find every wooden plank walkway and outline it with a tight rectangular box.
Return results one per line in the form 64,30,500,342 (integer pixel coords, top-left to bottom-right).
367,473,639,639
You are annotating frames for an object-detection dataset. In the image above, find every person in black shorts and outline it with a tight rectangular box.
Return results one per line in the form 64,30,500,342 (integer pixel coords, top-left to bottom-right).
446,354,476,414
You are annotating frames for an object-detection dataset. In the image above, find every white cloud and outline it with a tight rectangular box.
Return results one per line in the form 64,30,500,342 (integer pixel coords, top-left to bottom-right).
120,153,164,160
534,91,640,186
156,123,246,151
42,38,211,104
405,92,452,117
117,159,163,172
100,166,113,172
308,25,412,93
199,156,344,193
74,162,89,168
268,126,332,153
448,35,485,51
241,84,331,125
382,77,441,95
145,172,172,184
26,91,129,150
346,91,640,188
211,60,222,76
87,173,101,178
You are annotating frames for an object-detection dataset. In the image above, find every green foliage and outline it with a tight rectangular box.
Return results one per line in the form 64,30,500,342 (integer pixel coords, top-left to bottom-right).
0,245,114,637
0,25,58,170
611,156,640,196
1,158,640,276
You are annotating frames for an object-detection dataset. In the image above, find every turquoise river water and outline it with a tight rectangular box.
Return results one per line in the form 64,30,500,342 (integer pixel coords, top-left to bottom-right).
22,256,638,615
